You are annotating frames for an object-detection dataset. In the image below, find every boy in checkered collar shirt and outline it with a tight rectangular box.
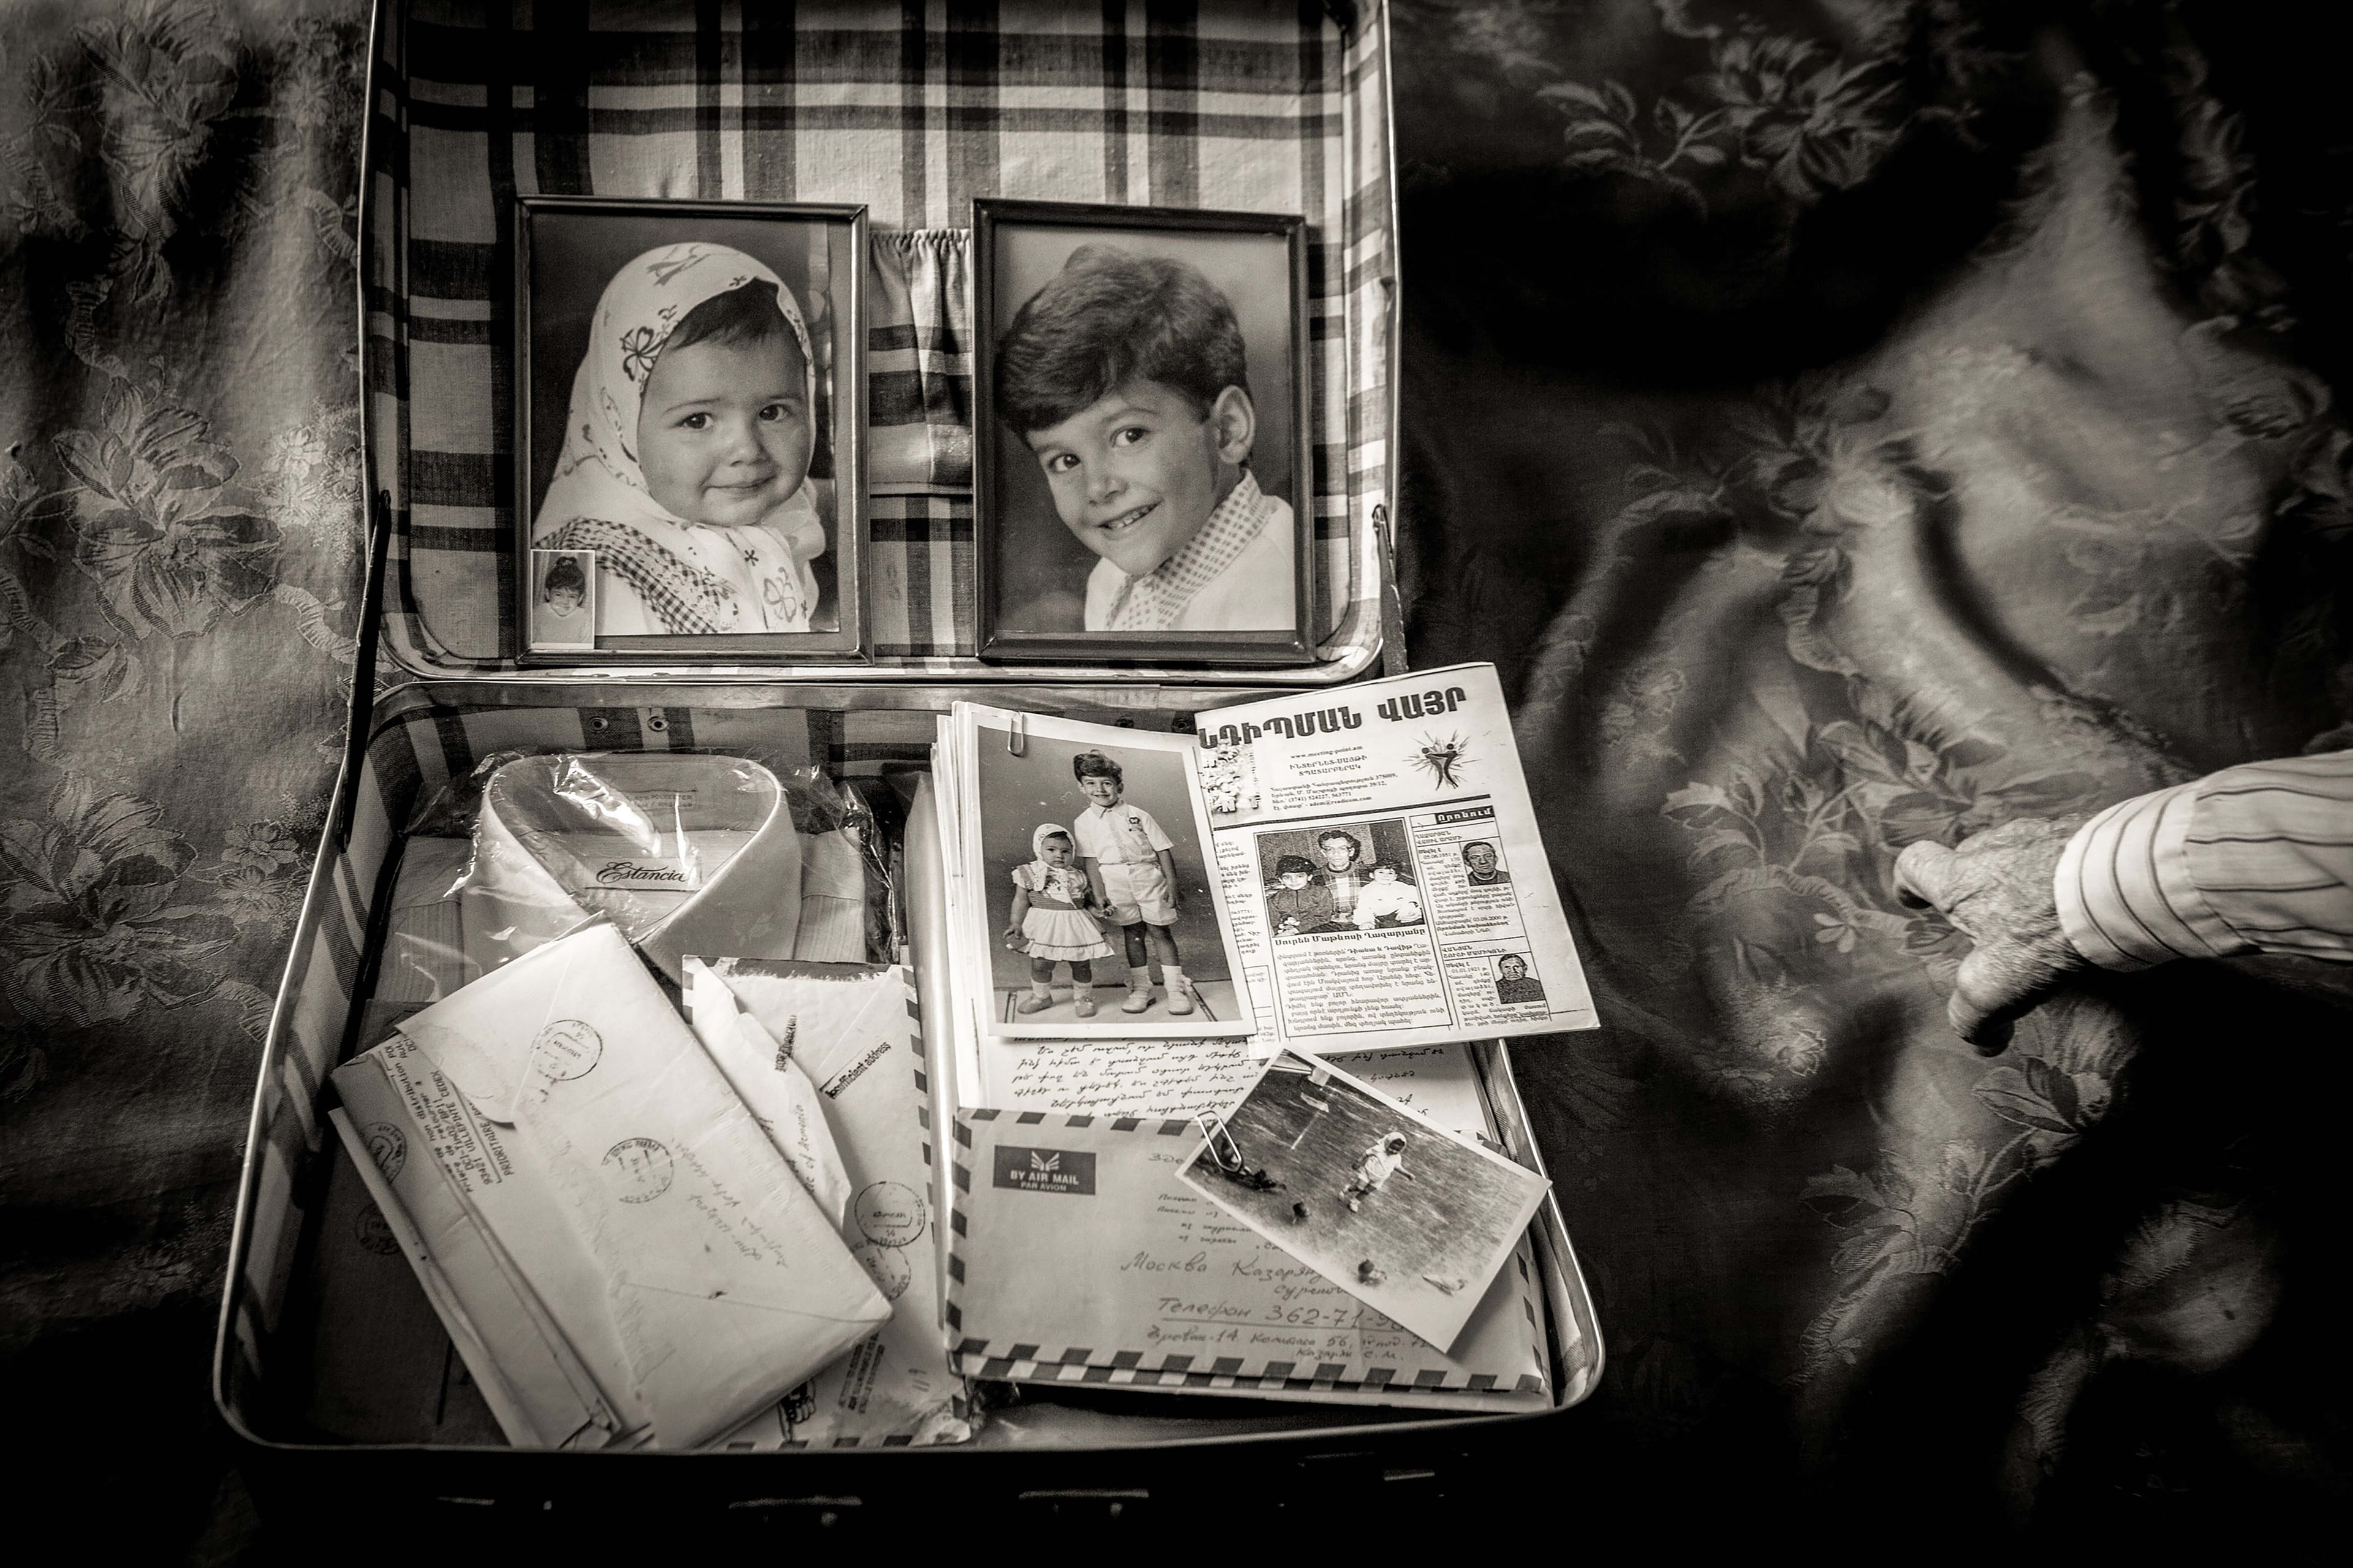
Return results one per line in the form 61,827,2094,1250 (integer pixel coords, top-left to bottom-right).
995,244,1295,634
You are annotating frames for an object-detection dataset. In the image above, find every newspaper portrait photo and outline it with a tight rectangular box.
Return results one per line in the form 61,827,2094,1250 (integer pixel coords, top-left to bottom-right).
1253,819,1423,936
1493,953,1546,1006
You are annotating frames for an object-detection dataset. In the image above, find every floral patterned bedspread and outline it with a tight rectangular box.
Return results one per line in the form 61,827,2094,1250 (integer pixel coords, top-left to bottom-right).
1396,0,2349,1531
0,0,368,1545
1,0,2344,1547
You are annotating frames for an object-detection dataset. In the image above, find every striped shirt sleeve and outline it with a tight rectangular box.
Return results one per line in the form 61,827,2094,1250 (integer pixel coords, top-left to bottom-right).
2055,750,2353,970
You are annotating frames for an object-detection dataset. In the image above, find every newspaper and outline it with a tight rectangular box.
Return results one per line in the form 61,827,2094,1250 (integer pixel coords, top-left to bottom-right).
929,662,1594,1074
1197,662,1597,1051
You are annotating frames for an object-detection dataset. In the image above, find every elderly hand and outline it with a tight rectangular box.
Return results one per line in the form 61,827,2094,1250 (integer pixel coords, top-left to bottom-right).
1894,816,2093,1055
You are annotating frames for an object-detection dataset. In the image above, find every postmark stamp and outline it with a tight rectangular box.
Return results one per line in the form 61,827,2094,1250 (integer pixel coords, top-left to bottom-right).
531,1018,604,1081
354,1202,402,1256
362,1121,406,1181
603,1136,675,1203
851,1240,913,1301
854,1180,928,1247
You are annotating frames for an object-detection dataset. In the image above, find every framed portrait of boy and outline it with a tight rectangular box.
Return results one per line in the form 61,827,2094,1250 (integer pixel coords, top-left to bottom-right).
972,200,1314,665
513,196,868,663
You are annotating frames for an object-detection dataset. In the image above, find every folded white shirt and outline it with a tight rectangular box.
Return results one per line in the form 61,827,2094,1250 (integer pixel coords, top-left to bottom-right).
461,753,810,982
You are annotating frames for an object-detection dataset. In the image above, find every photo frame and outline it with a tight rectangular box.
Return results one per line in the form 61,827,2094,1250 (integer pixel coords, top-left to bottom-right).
972,200,1314,666
514,196,868,664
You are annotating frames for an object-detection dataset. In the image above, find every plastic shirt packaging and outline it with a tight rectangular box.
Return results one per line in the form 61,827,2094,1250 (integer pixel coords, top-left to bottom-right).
461,754,805,981
390,750,892,984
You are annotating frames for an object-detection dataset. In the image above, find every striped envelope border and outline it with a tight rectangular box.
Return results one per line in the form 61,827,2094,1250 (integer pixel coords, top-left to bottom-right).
944,1109,1548,1395
702,964,973,1450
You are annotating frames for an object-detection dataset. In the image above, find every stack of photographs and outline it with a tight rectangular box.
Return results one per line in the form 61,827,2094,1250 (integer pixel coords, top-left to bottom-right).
916,667,1601,1411
931,704,1260,1049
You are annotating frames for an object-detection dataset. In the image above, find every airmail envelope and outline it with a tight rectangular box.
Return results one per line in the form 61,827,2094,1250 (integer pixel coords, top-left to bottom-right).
382,922,890,1449
687,960,972,1449
945,1110,1548,1399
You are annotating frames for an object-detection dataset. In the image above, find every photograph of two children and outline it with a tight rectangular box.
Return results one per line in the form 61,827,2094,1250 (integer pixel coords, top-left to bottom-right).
515,196,1312,666
962,708,1257,1042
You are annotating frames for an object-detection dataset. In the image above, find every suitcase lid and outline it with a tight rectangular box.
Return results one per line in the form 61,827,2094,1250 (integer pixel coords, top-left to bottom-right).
359,0,1401,689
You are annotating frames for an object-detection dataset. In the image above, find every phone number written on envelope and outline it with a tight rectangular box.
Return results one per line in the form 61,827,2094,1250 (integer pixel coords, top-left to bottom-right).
1121,1206,1412,1357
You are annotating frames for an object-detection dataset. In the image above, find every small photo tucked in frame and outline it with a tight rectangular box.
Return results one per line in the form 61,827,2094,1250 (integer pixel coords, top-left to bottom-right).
528,548,598,651
515,196,868,664
974,200,1313,665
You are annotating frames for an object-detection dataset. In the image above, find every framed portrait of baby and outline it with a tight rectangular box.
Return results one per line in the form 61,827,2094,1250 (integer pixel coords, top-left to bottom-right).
972,200,1314,665
513,196,868,663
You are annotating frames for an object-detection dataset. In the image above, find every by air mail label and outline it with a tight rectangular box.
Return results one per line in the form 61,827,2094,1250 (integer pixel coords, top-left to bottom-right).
993,1146,1097,1195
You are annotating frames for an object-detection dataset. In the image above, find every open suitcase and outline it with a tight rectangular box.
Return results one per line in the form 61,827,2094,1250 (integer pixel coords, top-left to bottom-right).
215,0,1602,1532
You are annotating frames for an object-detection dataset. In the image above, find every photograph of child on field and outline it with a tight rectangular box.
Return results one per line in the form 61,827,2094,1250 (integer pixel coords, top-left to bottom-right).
968,714,1254,1039
979,208,1306,654
1180,1051,1549,1350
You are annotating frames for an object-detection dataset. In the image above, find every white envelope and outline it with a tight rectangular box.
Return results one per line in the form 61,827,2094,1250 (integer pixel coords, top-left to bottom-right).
386,922,890,1449
687,959,972,1449
683,963,853,1229
325,1081,631,1450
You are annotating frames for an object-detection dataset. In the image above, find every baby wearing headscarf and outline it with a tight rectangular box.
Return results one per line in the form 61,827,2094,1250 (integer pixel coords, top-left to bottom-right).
1002,824,1114,1017
533,241,827,637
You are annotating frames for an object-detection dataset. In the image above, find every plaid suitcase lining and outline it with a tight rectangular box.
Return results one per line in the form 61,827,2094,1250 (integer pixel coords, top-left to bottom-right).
368,0,1389,672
